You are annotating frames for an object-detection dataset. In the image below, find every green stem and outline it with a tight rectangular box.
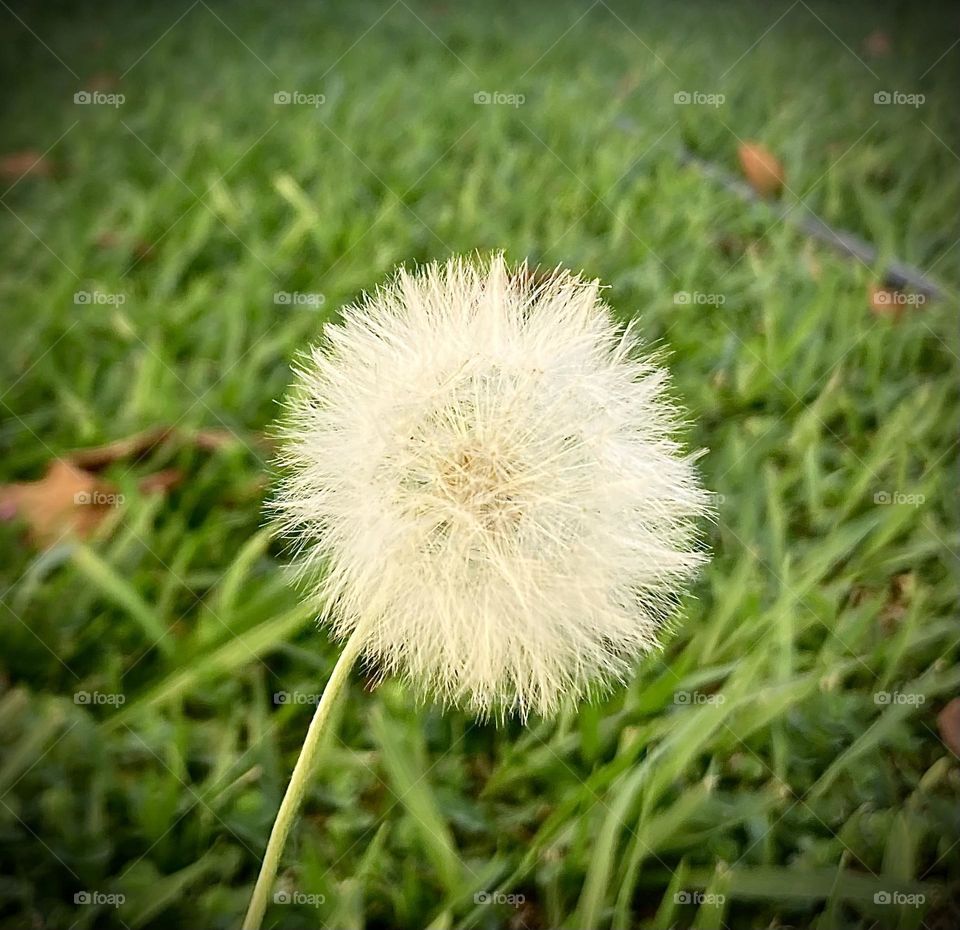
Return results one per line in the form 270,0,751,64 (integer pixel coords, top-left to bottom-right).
242,628,365,930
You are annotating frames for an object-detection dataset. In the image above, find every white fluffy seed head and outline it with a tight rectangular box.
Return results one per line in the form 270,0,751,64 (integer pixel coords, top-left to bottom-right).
274,253,710,721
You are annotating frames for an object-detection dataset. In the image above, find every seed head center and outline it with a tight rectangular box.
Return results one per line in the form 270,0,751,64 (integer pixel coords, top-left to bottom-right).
438,444,519,528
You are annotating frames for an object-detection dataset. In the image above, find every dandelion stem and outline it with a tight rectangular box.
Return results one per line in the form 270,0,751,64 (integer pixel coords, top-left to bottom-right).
242,627,365,930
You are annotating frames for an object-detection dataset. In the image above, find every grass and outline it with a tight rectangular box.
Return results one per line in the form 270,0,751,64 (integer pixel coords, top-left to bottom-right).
1,1,958,928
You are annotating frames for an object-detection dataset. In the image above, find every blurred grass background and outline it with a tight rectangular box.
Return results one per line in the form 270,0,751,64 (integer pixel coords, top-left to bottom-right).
1,1,958,928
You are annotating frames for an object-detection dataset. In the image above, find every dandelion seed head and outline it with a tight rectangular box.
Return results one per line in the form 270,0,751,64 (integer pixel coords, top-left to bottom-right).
275,254,710,720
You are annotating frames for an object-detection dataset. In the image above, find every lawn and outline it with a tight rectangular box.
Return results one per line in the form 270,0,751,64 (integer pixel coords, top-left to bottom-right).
1,1,958,928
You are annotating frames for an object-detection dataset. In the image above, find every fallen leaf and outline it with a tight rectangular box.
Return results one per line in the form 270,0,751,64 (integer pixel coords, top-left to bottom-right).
938,698,960,758
0,150,55,182
67,427,174,470
1,461,189,548
0,460,119,547
66,425,266,469
1,427,265,548
194,428,251,452
738,142,785,197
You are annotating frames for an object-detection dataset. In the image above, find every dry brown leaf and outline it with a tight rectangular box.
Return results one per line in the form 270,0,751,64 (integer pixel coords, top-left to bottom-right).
0,461,184,548
67,427,175,470
194,428,249,451
738,142,785,198
0,150,55,182
0,460,119,547
1,427,264,548
937,698,960,758
66,425,264,470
